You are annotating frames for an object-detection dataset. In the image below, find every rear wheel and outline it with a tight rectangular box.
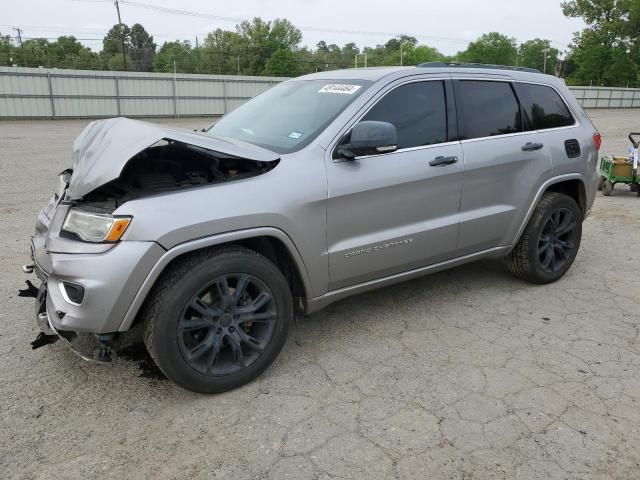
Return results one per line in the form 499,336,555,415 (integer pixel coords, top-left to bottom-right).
597,175,606,191
507,192,582,284
602,180,614,196
142,246,292,393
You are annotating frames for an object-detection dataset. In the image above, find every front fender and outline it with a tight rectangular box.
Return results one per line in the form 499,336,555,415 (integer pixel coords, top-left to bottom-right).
116,227,313,332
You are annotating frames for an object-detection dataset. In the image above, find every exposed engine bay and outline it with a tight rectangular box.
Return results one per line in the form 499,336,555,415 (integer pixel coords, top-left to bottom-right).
80,140,278,211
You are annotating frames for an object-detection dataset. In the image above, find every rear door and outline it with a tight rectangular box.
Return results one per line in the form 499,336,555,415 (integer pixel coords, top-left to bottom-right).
454,79,553,255
513,81,582,179
325,78,464,290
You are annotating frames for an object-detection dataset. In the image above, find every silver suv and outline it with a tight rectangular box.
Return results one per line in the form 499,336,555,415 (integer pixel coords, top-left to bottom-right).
25,63,600,393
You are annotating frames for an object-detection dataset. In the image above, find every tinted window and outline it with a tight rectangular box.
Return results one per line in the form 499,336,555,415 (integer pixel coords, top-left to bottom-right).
515,83,575,130
456,81,522,139
362,81,447,149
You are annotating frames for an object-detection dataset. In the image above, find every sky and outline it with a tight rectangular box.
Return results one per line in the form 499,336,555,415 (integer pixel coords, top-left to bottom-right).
2,0,586,56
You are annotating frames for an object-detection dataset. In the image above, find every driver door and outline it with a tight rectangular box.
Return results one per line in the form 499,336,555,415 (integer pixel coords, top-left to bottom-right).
325,79,464,290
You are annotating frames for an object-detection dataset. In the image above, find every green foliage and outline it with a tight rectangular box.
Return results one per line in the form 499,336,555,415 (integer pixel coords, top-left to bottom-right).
102,24,130,58
0,34,101,69
129,23,156,72
264,49,300,76
154,40,196,73
0,33,12,65
518,39,559,73
562,0,640,86
456,32,517,66
101,23,155,71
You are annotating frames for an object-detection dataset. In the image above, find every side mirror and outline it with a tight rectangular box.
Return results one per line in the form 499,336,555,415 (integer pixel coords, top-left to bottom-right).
338,121,398,159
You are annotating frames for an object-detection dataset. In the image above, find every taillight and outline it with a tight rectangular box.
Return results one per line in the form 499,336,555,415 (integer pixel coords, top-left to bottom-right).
593,132,602,151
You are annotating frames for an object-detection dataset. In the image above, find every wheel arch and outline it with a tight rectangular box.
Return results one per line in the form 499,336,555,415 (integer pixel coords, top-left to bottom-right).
512,174,587,247
117,227,312,332
544,178,586,215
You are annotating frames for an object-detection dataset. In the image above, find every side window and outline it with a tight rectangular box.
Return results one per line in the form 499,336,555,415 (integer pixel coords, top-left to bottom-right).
361,81,447,149
456,81,523,139
515,83,575,130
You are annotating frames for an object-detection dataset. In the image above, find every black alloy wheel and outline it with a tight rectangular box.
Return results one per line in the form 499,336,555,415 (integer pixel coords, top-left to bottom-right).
537,208,578,274
142,247,292,394
178,274,277,376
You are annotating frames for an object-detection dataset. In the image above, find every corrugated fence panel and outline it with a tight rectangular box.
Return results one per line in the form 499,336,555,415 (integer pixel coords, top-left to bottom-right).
176,78,225,98
0,72,50,95
118,77,174,97
52,75,116,97
120,98,175,116
0,97,52,117
3,66,640,119
177,98,226,116
54,97,118,117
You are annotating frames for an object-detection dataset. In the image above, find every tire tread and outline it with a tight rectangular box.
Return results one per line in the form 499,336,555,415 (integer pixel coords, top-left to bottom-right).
141,246,270,380
507,192,579,284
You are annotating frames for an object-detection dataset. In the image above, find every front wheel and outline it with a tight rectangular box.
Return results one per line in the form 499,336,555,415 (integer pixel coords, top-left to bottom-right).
142,246,292,393
506,192,582,284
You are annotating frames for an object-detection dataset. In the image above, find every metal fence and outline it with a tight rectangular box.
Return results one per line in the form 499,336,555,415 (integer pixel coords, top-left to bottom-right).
570,86,640,108
2,66,640,119
0,67,284,119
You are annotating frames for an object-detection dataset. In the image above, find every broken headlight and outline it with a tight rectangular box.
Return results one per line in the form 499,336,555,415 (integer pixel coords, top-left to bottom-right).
62,209,131,243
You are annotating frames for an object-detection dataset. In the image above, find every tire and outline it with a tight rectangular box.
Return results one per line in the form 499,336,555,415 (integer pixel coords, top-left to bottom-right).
142,246,292,394
507,192,582,284
602,180,614,196
597,175,606,191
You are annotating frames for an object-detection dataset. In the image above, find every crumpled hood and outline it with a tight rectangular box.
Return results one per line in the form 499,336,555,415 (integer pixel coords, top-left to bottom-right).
67,117,280,199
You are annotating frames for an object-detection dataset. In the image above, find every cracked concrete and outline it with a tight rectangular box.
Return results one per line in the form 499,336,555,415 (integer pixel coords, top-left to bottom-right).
1,109,639,479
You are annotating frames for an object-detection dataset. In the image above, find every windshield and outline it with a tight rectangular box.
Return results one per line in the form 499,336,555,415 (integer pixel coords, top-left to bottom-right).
207,79,371,154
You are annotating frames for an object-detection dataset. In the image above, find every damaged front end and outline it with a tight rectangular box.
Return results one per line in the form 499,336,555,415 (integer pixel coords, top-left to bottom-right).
24,117,280,360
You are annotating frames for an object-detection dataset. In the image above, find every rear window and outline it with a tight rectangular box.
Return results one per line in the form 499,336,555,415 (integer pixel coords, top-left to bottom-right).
515,83,575,130
455,81,523,139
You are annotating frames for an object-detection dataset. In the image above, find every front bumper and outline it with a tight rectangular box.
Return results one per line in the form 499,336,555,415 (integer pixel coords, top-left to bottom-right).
31,237,164,334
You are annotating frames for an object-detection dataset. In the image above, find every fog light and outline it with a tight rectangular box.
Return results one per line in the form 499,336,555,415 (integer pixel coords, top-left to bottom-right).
60,281,85,305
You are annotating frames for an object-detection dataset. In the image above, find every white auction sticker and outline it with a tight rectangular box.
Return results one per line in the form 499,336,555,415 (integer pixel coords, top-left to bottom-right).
318,84,362,94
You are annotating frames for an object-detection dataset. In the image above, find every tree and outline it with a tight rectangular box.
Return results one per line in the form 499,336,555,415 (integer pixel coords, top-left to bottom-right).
102,23,130,57
264,49,299,76
0,33,12,66
269,19,302,51
154,40,196,73
101,22,155,71
234,17,302,75
562,0,640,86
129,23,156,71
518,39,559,73
457,32,517,66
203,28,246,74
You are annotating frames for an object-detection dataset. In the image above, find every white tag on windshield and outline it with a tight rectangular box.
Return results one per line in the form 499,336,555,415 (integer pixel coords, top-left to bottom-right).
318,84,362,94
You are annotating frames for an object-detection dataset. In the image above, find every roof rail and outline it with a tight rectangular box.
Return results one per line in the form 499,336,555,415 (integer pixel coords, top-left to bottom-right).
416,62,542,74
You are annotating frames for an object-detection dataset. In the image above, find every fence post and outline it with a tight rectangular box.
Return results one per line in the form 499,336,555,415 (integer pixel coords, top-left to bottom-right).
47,72,56,119
222,78,228,114
172,76,178,118
114,76,121,116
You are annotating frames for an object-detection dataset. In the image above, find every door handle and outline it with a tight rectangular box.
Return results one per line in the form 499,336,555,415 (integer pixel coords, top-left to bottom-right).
522,142,544,151
429,155,458,167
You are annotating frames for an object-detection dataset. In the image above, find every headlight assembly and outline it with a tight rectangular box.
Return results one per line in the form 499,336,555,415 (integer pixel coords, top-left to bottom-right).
62,209,131,243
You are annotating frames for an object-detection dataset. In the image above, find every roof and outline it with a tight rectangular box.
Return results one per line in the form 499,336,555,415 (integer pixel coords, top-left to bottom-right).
294,66,412,82
417,61,541,74
294,63,556,85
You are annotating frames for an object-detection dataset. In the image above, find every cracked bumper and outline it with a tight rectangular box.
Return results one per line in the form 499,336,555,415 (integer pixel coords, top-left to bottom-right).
31,239,164,334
